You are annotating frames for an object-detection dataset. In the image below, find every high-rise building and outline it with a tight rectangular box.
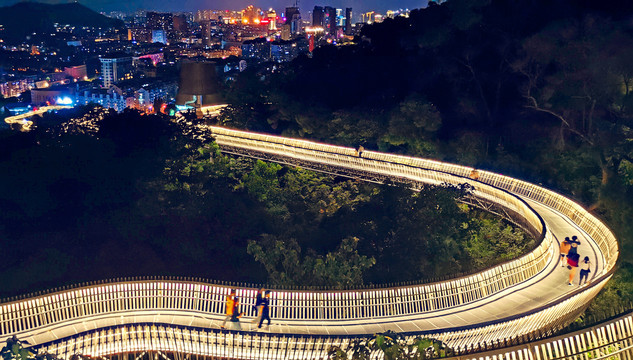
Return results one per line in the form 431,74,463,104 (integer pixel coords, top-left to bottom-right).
201,20,212,46
270,38,309,62
146,12,173,31
100,54,133,88
324,6,336,36
267,9,277,31
128,28,152,42
345,8,352,35
280,24,291,41
336,9,345,27
241,37,271,61
173,14,188,33
285,7,301,36
152,30,167,44
312,6,324,27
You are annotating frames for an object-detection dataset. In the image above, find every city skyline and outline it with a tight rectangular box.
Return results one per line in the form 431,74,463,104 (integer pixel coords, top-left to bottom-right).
0,0,429,15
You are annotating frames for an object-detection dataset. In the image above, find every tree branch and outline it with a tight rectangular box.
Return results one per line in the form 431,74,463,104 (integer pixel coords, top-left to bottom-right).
524,95,595,146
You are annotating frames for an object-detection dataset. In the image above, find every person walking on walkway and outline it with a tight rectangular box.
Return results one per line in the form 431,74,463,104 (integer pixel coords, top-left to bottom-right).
560,237,571,267
229,297,244,331
579,256,592,286
252,288,265,325
569,236,581,256
258,291,272,329
567,250,580,285
220,289,236,329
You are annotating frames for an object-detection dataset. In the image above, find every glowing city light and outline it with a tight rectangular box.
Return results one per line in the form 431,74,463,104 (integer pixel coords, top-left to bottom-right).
56,97,73,105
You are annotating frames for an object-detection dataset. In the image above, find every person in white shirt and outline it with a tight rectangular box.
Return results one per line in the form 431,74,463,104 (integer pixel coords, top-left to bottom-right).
579,256,591,286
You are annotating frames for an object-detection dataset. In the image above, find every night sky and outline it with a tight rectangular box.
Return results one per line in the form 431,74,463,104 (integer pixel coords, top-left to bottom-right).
0,0,429,16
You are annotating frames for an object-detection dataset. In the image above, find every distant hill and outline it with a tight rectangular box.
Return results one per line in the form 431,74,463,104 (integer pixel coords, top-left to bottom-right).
0,2,124,43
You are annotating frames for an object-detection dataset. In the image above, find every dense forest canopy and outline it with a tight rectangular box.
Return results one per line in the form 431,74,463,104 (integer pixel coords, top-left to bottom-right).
214,0,633,319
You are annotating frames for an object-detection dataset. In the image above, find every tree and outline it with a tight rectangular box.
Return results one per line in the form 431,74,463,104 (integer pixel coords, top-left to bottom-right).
247,235,375,288
1,337,34,360
513,16,633,185
465,215,532,270
380,94,441,156
329,331,451,360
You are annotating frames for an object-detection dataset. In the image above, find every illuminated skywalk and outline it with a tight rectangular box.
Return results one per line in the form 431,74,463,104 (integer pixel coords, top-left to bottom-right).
0,126,619,359
3,105,72,131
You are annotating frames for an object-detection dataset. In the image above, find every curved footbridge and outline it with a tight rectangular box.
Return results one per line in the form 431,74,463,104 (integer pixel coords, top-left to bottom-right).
0,127,619,359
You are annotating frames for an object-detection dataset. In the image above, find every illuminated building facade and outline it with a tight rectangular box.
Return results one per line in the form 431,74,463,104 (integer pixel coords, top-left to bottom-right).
100,54,133,88
63,65,87,80
241,37,270,61
30,87,74,106
0,78,33,98
152,30,167,44
336,8,345,27
285,7,301,36
146,11,174,31
313,5,337,36
271,38,309,62
361,11,375,24
201,20,213,46
324,6,337,35
128,28,152,42
242,5,262,24
267,9,277,31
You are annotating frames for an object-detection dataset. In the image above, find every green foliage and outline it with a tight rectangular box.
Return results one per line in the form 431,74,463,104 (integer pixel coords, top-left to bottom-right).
329,331,451,360
380,94,442,156
465,214,533,269
348,184,473,282
1,337,34,360
247,235,375,288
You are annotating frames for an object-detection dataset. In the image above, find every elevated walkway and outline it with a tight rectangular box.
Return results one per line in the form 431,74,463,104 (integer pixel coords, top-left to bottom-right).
0,126,619,359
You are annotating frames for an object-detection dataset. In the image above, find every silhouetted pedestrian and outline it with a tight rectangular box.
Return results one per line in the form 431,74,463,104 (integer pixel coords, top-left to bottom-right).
252,288,265,324
220,289,236,329
229,297,244,331
568,236,581,257
579,256,592,286
258,291,272,328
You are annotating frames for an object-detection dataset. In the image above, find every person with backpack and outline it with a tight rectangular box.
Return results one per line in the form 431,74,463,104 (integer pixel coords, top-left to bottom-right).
559,237,572,267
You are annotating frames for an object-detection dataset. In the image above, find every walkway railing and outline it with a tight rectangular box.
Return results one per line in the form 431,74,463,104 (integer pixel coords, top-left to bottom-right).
35,307,633,360
0,127,619,352
0,139,555,337
208,126,617,271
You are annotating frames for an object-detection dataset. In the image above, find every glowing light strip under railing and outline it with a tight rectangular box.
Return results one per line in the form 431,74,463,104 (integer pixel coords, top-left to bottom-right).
34,276,615,360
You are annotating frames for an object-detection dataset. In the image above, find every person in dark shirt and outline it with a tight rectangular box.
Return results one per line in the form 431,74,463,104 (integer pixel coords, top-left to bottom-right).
229,297,244,331
258,291,272,329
